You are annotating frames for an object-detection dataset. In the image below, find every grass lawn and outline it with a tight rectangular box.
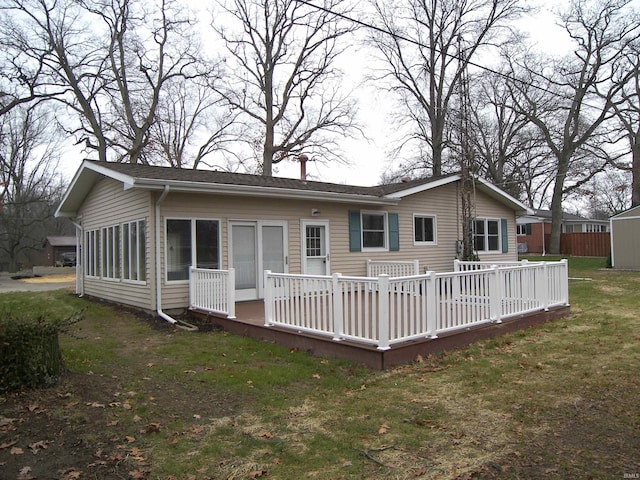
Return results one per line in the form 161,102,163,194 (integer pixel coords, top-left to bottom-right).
1,257,639,479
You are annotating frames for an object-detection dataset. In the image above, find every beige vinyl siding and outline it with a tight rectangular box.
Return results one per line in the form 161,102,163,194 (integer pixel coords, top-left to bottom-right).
156,184,519,309
611,216,640,269
334,183,518,274
78,178,154,310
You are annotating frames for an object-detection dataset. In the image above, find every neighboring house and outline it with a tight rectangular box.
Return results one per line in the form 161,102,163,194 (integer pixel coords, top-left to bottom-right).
516,209,609,255
42,236,77,267
610,205,640,270
56,160,531,314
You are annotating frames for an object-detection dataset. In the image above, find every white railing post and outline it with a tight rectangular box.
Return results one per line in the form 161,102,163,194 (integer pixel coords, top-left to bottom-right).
426,271,438,338
227,268,236,319
189,267,195,309
377,274,390,350
366,259,372,277
263,270,273,325
561,259,570,306
332,273,343,341
489,265,502,323
454,259,461,272
541,262,550,311
413,259,420,275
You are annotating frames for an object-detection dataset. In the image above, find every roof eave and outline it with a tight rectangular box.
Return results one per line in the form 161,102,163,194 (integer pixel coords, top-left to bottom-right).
131,178,399,206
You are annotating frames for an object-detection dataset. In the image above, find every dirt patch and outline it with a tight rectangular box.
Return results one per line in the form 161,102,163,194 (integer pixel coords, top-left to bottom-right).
18,275,76,284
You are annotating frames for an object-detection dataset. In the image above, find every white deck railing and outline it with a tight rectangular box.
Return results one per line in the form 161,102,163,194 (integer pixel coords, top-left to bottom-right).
189,267,236,319
366,259,421,277
264,260,569,350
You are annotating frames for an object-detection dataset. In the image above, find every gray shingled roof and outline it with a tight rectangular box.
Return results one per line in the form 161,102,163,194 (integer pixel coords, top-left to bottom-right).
87,160,458,198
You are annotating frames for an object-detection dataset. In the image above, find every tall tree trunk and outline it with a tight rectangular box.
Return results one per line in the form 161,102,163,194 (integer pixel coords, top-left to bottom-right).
548,163,568,255
632,136,640,207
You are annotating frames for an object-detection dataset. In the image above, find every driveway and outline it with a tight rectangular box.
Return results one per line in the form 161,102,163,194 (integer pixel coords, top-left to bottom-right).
0,274,76,294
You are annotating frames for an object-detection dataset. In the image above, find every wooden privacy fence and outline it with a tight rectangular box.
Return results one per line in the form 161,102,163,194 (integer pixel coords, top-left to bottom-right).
543,232,610,257
262,260,569,350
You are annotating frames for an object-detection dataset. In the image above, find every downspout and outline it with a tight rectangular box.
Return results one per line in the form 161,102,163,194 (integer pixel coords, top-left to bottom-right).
71,219,83,296
154,185,198,331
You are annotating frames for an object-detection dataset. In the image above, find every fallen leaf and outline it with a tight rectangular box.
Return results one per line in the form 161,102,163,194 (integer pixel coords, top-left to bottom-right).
183,370,196,374
259,431,274,439
28,441,49,453
273,457,281,465
107,420,119,427
0,417,16,428
186,451,200,457
415,354,424,363
64,402,79,409
87,402,106,408
17,466,36,480
378,424,389,435
140,423,162,434
128,469,149,479
312,373,321,379
125,436,136,443
249,470,267,478
132,415,142,423
10,446,24,455
0,440,17,449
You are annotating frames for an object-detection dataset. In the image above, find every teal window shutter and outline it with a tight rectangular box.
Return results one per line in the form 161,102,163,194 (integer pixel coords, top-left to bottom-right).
349,210,361,252
389,213,400,251
501,218,509,253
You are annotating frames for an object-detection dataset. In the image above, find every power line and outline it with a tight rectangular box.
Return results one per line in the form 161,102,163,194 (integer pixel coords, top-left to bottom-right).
293,0,634,113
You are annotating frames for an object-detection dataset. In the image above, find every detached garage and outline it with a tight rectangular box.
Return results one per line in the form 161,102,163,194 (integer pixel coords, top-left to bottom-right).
610,205,640,270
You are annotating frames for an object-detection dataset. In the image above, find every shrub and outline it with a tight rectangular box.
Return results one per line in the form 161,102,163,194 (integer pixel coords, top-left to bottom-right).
0,313,82,393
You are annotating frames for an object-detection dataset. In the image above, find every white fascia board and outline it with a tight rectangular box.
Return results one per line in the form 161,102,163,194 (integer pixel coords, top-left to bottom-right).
386,174,533,215
132,178,400,206
384,175,461,199
474,177,533,215
56,160,137,217
611,205,640,219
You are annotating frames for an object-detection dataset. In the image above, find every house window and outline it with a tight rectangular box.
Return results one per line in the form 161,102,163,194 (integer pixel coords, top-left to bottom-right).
123,220,146,283
306,226,322,257
85,229,100,278
101,225,120,279
414,215,436,245
517,224,532,236
362,212,387,250
166,219,220,281
474,219,500,252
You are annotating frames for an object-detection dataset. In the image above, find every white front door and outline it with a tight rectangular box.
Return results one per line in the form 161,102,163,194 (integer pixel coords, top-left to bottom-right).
230,221,287,301
302,220,330,275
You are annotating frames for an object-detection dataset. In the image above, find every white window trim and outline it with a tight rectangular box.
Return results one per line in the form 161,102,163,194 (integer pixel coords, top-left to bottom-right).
122,219,147,285
361,211,388,252
165,217,221,284
85,229,100,279
100,225,121,282
413,213,437,246
474,218,502,254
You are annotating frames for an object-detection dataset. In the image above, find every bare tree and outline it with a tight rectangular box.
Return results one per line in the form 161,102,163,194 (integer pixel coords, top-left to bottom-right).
506,0,640,254
0,104,63,271
465,71,551,203
612,46,640,207
1,0,214,165
368,0,528,177
149,78,241,169
212,0,359,176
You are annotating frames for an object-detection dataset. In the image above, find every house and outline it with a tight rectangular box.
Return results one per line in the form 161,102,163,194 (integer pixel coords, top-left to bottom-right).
610,205,640,270
517,209,610,255
56,160,531,317
42,236,77,267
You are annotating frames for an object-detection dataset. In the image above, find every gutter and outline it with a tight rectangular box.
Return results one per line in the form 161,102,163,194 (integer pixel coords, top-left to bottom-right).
154,185,198,331
130,178,399,206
